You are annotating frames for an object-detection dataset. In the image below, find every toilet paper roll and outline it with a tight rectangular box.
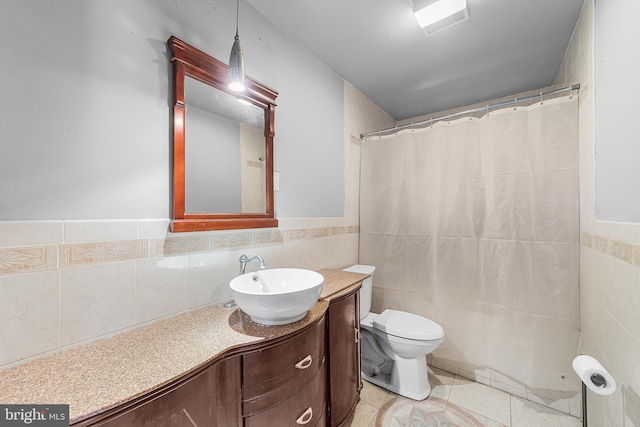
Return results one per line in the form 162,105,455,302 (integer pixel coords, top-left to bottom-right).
572,355,617,396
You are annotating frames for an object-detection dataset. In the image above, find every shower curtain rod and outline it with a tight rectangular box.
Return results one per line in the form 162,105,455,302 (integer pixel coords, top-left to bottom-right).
360,83,580,140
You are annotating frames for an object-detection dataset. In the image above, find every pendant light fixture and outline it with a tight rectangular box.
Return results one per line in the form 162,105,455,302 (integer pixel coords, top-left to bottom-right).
228,0,245,92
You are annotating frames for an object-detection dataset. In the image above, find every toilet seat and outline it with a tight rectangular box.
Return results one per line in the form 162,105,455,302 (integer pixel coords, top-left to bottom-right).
373,309,444,341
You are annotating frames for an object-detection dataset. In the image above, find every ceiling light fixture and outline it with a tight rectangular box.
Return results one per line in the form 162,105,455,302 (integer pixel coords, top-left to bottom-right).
412,0,469,35
228,0,245,92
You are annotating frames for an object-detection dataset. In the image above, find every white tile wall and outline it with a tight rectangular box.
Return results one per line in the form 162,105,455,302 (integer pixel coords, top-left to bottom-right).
0,271,60,366
60,262,136,347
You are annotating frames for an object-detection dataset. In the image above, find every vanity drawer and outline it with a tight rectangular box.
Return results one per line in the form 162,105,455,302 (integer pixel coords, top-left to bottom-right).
244,362,326,427
242,316,325,414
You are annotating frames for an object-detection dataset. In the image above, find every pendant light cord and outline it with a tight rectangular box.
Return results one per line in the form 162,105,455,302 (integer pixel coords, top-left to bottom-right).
235,0,240,38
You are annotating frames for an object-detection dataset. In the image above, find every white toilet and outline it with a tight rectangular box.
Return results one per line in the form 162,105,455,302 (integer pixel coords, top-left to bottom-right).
344,265,444,400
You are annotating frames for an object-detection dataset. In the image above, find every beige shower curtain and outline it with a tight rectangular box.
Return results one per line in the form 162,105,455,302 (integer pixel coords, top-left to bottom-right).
360,96,579,391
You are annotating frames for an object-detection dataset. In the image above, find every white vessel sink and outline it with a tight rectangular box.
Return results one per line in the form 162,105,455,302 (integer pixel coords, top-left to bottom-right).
229,268,324,325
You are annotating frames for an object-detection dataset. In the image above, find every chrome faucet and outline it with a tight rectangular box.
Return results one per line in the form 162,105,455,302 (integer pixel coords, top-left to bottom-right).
225,254,267,309
239,254,266,275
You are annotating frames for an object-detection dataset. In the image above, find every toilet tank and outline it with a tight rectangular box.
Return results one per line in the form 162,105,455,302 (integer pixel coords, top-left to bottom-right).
343,265,375,319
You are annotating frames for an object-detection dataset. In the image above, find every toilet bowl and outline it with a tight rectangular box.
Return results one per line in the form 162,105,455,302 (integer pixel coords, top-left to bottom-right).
344,265,445,400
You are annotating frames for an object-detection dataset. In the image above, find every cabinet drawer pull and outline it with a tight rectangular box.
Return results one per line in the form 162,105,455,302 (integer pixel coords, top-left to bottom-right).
295,407,313,425
295,355,313,370
355,328,360,344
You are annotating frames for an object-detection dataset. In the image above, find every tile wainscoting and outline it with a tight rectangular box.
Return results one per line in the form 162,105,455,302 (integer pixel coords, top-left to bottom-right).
0,220,359,369
4,225,627,419
581,231,640,267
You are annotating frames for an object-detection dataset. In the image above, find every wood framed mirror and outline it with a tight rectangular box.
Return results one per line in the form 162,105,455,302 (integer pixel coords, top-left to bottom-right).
167,36,278,232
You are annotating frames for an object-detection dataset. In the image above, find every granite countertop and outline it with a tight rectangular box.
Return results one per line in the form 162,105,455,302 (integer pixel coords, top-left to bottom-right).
0,268,368,424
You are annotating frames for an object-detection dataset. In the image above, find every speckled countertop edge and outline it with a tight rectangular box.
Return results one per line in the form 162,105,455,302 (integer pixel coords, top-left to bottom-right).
0,269,368,424
318,268,367,301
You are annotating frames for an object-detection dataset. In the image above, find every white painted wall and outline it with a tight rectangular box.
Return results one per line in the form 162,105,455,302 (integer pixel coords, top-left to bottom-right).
0,0,344,219
594,0,640,221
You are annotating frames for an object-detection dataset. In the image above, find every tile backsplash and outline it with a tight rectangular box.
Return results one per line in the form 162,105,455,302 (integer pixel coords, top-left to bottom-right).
0,219,359,369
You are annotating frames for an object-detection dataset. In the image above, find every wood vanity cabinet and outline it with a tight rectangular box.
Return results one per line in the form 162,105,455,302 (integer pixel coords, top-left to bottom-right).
326,287,361,427
77,283,363,427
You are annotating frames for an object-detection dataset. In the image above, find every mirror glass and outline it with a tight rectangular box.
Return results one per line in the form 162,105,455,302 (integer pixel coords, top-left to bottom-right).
184,76,266,214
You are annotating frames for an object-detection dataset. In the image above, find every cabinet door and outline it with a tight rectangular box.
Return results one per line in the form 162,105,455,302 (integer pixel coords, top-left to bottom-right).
90,368,212,427
327,291,360,427
212,356,242,426
88,357,242,427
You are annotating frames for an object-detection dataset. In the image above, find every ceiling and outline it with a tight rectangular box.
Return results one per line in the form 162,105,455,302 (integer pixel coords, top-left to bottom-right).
247,0,584,121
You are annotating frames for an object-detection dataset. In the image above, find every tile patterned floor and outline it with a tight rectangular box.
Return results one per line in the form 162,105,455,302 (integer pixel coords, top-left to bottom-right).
352,367,582,427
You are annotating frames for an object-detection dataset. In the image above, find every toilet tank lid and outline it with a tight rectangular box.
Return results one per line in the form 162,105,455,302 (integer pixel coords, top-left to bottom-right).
343,265,376,274
373,309,444,341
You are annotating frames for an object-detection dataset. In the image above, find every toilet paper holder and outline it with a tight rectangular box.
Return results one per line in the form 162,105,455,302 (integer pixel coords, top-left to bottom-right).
573,355,617,427
590,373,607,388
